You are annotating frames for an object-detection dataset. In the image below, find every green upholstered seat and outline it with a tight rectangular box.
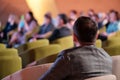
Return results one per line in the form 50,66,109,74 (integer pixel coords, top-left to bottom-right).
17,39,49,54
0,49,22,79
20,44,62,68
0,48,18,56
95,39,102,48
106,37,120,47
104,45,120,56
0,44,6,49
51,36,74,50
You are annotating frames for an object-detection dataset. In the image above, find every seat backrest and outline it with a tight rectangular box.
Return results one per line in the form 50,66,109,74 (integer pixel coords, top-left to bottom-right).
20,44,61,68
106,37,120,47
95,39,102,48
0,56,22,79
112,55,120,80
17,39,49,54
52,36,74,50
26,53,57,67
2,63,53,80
36,53,58,65
0,44,6,49
103,45,120,56
34,44,62,60
0,48,18,56
85,75,116,80
26,39,49,50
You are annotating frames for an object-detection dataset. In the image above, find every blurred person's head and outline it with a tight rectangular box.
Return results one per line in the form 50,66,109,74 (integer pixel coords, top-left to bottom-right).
68,18,75,27
68,18,75,25
109,10,119,23
73,16,98,45
79,11,85,17
45,12,52,17
8,14,16,24
25,11,35,23
70,10,78,20
57,14,68,27
98,13,106,20
91,14,99,22
88,9,95,17
44,14,52,25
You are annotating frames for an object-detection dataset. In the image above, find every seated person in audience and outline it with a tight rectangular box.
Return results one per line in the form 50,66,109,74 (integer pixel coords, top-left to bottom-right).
8,11,38,47
91,14,108,41
91,14,103,29
49,14,72,42
0,14,18,40
88,9,95,17
67,18,75,32
39,16,112,80
69,10,78,21
102,10,119,38
31,14,55,41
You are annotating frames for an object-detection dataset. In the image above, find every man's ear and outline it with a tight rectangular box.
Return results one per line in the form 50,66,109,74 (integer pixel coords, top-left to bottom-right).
73,33,80,46
73,33,78,42
96,30,99,39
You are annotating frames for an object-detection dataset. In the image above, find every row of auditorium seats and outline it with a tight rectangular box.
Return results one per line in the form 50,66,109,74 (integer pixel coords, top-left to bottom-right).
0,35,116,79
2,55,120,80
17,36,74,67
17,36,101,55
17,36,102,67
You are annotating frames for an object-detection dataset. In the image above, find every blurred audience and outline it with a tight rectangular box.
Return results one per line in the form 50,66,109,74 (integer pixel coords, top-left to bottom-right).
102,10,119,38
8,11,38,47
0,14,18,41
30,14,55,42
0,9,120,47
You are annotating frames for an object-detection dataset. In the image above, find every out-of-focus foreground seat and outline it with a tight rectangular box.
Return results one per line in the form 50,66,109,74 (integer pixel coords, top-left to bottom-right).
2,55,120,80
0,48,22,79
95,39,102,48
2,63,53,80
112,55,120,80
0,43,6,49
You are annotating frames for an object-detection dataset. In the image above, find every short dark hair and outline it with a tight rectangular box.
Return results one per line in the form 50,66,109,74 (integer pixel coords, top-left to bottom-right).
58,14,68,24
73,16,98,42
27,11,38,24
44,14,52,21
28,11,34,20
71,10,77,15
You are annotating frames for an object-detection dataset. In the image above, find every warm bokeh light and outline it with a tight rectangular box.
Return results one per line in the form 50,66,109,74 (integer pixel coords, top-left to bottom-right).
26,0,59,24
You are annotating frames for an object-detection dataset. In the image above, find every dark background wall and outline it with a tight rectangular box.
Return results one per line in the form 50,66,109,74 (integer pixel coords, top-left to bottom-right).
0,0,29,25
56,0,120,15
0,0,120,25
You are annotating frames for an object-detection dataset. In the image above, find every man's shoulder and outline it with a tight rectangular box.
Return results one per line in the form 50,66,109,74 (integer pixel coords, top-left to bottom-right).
58,47,80,56
59,46,108,56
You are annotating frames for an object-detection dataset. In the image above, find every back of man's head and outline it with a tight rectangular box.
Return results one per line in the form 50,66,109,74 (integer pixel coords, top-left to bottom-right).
73,16,98,43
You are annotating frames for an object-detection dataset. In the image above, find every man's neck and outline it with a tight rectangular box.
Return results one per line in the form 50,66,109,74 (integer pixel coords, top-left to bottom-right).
79,42,95,47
